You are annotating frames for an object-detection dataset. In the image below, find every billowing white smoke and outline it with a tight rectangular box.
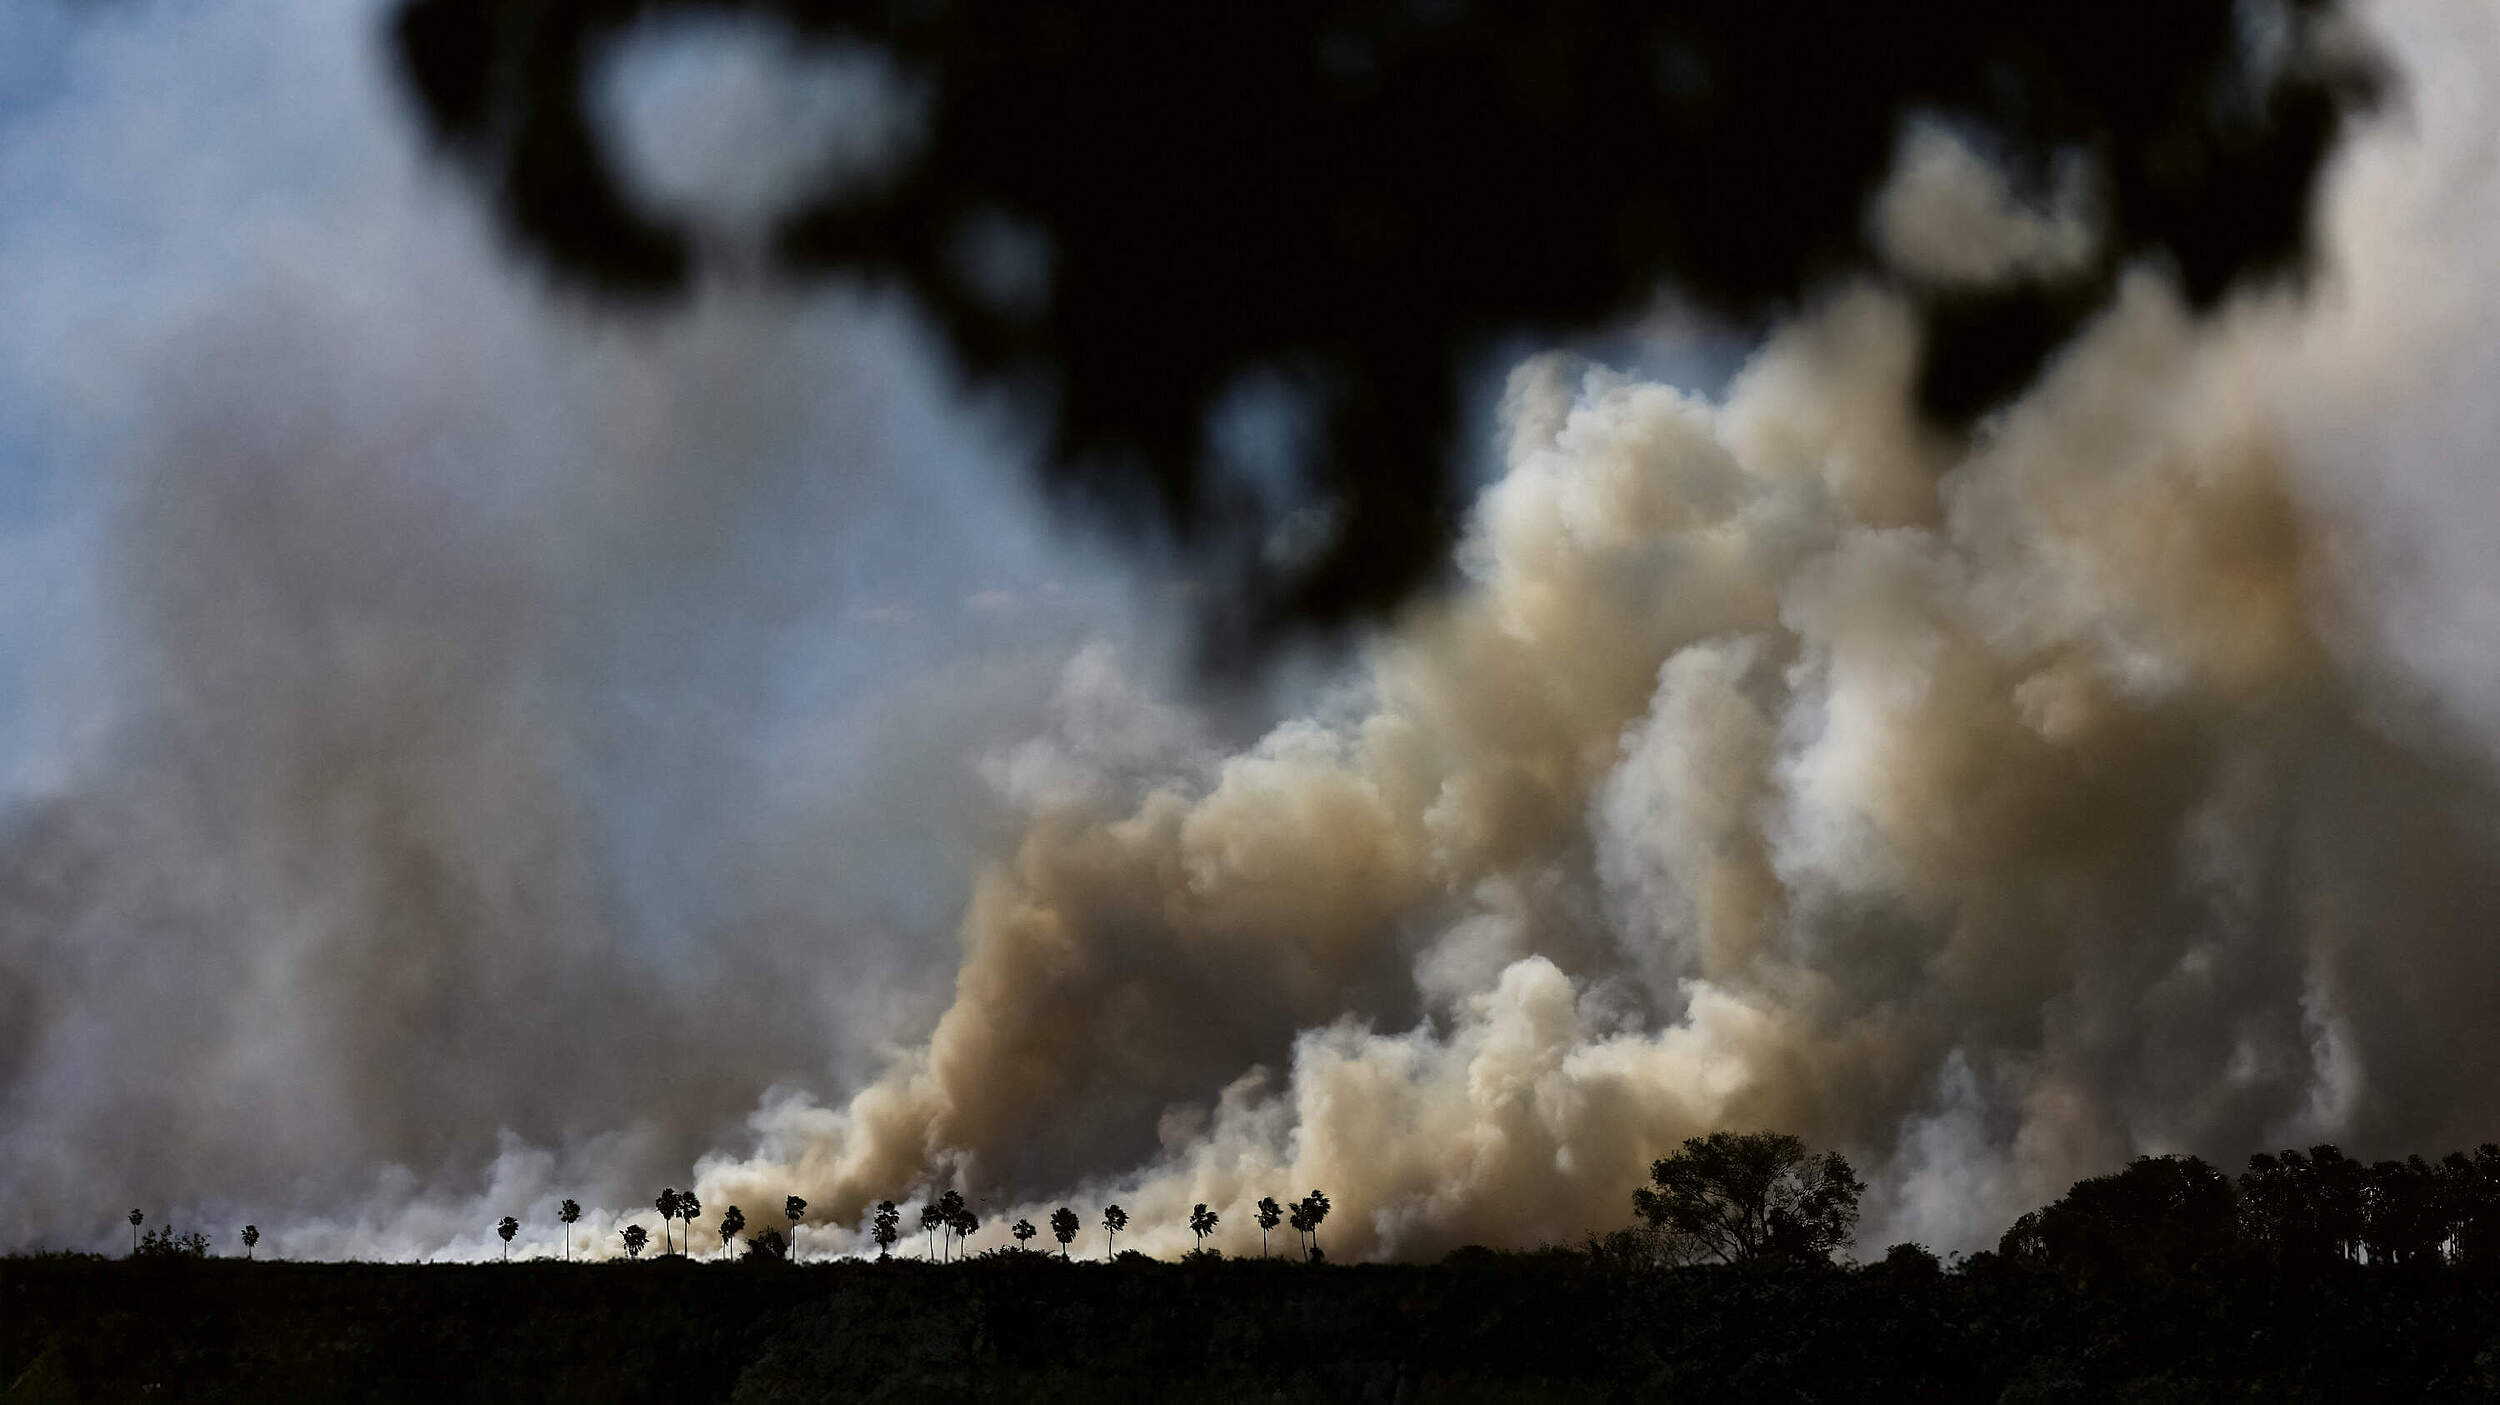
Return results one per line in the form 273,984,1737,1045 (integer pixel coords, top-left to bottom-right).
689,0,2500,1260
6,0,2500,1266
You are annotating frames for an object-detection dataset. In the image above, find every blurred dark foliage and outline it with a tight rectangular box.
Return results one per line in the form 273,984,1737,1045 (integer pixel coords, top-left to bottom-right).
389,0,2381,655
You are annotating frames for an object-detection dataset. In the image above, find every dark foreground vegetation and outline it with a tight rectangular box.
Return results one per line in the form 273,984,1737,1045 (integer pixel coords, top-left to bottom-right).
8,1243,2500,1402
19,1136,2500,1400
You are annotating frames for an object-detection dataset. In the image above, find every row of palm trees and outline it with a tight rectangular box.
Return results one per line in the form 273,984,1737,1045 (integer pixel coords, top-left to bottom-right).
126,1185,1336,1264
850,1189,1334,1263
499,1187,1337,1264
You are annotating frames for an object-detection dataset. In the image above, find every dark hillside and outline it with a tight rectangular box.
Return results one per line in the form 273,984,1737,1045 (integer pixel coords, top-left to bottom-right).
7,1250,2500,1402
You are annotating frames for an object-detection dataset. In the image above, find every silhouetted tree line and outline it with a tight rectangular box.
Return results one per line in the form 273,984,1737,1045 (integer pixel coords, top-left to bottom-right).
120,1134,2500,1280
1997,1142,2500,1284
397,1181,1340,1268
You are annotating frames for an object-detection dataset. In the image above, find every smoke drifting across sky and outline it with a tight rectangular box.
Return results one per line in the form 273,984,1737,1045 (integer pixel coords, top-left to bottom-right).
5,0,2500,1264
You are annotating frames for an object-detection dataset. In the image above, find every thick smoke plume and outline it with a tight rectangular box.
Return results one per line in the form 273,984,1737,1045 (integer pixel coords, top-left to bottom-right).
692,0,2500,1260
4,0,2500,1264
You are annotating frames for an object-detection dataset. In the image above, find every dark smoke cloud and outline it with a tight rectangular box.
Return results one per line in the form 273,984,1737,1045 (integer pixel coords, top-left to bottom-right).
389,0,2382,650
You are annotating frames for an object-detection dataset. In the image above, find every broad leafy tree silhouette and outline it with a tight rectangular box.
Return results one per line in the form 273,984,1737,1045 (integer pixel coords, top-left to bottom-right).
497,1215,519,1261
620,1223,648,1259
917,1202,943,1260
1049,1207,1078,1260
2238,1144,2368,1268
1632,1131,1863,1265
1099,1205,1127,1260
557,1199,582,1261
2001,1153,2239,1285
1012,1218,1037,1251
871,1201,902,1261
1255,1197,1282,1258
390,0,2381,658
934,1190,968,1262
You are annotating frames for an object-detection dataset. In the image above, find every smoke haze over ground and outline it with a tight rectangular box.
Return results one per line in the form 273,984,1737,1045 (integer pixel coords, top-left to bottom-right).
5,0,2500,1265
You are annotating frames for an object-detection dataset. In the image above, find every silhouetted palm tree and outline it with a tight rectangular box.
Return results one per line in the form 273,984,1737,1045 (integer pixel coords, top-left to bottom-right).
497,1215,519,1261
1288,1202,1311,1257
1101,1204,1128,1258
935,1190,969,1261
677,1192,703,1258
241,1225,259,1260
718,1205,746,1258
1255,1197,1283,1257
1013,1218,1037,1250
784,1195,806,1259
949,1204,978,1257
657,1189,682,1257
621,1224,648,1259
1050,1207,1079,1259
919,1202,944,1258
558,1200,581,1261
128,1209,142,1256
1296,1190,1332,1260
872,1201,902,1260
1189,1203,1219,1253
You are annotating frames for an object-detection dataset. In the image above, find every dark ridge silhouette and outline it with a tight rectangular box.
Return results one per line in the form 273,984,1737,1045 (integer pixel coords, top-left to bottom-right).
41,1146,2500,1395
389,0,2382,657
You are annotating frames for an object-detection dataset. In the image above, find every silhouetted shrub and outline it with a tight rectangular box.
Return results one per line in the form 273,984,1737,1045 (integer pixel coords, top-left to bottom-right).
1882,1242,1942,1277
132,1227,209,1261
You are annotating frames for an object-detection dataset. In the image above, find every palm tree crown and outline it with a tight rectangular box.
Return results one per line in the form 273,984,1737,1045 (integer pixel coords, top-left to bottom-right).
656,1189,682,1257
1255,1197,1283,1256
